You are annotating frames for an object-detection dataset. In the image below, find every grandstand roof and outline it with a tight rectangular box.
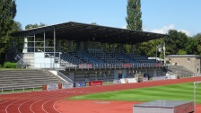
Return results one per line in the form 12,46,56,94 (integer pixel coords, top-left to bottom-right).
12,21,168,44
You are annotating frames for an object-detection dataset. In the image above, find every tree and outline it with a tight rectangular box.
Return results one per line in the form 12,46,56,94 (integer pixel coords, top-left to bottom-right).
0,0,16,36
185,37,197,55
126,0,142,31
1,21,22,62
0,0,17,64
165,30,188,55
25,23,46,30
126,0,143,55
194,33,201,56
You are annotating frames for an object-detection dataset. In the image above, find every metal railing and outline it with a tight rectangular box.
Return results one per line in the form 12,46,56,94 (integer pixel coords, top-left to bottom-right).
57,71,73,83
64,63,163,70
0,85,42,94
16,58,24,68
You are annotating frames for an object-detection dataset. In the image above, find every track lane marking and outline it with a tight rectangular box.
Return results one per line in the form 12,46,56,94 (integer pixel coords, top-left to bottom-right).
18,99,30,113
5,100,18,113
30,99,44,113
0,100,9,104
42,99,51,113
53,100,62,113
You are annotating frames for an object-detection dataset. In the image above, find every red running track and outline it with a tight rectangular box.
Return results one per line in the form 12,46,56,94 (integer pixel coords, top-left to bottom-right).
0,77,201,113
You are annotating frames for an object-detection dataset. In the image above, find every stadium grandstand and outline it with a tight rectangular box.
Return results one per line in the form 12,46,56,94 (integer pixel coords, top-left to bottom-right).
9,21,169,85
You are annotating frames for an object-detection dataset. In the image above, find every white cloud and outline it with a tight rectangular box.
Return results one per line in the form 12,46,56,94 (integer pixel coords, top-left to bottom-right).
122,25,127,29
178,29,191,36
150,24,192,36
142,25,148,31
151,24,175,34
122,24,193,36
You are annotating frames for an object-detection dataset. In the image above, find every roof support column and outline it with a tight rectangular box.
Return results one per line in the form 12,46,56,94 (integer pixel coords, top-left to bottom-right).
76,41,80,51
43,30,46,52
34,33,35,53
68,40,73,51
56,40,61,52
22,37,28,53
112,44,115,52
53,27,56,69
103,43,107,52
120,44,124,53
131,44,134,53
45,39,49,52
83,41,88,51
80,41,84,51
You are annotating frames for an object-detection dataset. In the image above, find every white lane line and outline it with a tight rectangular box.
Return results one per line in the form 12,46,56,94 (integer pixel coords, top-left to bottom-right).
5,100,18,113
42,99,51,113
30,99,43,113
18,99,30,113
53,100,62,113
0,100,9,104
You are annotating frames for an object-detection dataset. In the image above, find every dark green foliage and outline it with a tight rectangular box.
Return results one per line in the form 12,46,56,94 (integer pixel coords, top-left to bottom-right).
25,23,46,30
165,30,188,55
0,0,19,64
0,0,16,36
3,62,16,68
194,33,201,56
126,0,143,55
126,0,142,31
185,37,197,54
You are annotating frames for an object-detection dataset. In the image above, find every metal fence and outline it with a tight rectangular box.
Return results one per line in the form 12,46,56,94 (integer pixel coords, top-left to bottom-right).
0,85,42,94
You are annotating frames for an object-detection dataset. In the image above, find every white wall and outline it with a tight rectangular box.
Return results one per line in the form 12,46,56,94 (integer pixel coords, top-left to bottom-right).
34,53,60,68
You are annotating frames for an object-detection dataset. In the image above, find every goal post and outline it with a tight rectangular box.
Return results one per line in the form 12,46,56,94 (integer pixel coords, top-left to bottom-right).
194,81,201,113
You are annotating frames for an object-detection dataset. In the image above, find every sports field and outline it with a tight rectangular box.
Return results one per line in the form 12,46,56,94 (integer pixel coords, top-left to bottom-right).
1,77,201,113
70,82,201,103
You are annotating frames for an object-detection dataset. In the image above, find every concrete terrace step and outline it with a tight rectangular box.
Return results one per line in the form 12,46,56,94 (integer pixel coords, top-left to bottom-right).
0,69,67,89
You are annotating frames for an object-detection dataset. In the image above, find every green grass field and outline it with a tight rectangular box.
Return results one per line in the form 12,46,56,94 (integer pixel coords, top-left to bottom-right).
69,82,201,103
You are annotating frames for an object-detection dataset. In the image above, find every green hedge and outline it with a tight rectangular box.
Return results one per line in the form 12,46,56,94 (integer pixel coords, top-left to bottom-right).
3,62,17,68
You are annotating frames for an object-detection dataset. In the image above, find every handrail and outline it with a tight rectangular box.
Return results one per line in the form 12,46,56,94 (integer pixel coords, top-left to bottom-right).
0,84,42,89
0,84,42,94
57,71,73,83
16,58,23,68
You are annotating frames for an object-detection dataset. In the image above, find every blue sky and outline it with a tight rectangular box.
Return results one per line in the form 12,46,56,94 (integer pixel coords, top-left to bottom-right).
15,0,201,36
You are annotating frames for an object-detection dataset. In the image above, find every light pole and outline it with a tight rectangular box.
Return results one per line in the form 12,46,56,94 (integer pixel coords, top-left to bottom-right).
163,42,166,64
156,45,161,63
155,46,157,63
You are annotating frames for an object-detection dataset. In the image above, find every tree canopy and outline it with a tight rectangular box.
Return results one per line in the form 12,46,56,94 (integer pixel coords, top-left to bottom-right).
194,33,201,56
0,0,18,64
25,23,46,30
0,0,16,36
126,0,142,31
